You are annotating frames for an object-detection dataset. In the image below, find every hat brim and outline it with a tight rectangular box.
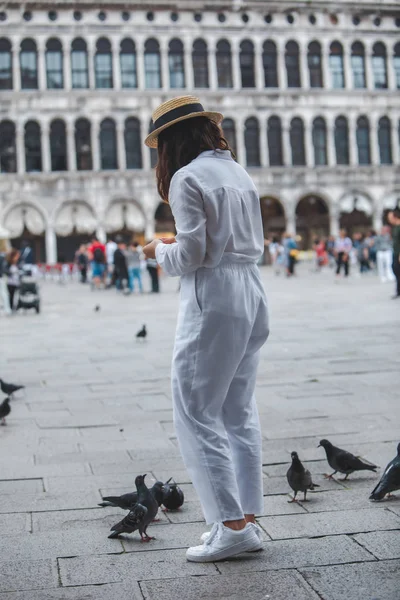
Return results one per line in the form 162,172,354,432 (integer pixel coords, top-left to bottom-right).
144,111,224,148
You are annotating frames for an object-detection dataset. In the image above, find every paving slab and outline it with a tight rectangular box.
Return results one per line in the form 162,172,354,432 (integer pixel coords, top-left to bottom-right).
353,530,400,559
0,559,58,593
0,583,143,600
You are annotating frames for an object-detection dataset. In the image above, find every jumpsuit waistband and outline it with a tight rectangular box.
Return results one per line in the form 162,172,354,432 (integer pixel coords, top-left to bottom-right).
205,256,258,271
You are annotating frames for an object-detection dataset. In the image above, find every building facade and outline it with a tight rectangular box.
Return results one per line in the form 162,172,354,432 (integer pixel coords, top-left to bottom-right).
0,0,399,262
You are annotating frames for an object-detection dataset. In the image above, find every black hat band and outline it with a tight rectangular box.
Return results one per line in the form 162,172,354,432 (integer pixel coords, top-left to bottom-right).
152,102,205,130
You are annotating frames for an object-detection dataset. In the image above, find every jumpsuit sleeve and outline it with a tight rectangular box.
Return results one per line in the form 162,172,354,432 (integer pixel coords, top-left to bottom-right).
155,170,206,277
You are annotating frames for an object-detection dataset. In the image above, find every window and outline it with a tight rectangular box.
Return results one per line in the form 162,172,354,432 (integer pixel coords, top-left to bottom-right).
393,43,400,89
0,38,12,89
0,120,16,173
351,42,366,88
378,117,392,164
75,118,92,171
244,117,260,167
149,120,157,168
20,39,38,89
100,118,118,169
24,121,42,172
240,40,255,87
356,116,370,165
120,39,137,88
290,118,306,166
71,38,89,89
334,116,349,164
285,41,301,87
95,38,113,89
50,119,67,171
46,38,63,89
125,118,142,169
222,118,237,155
372,42,387,89
144,39,161,89
192,39,209,88
169,39,185,88
329,42,345,88
308,41,323,88
216,40,233,88
312,117,327,165
263,41,278,87
267,116,283,166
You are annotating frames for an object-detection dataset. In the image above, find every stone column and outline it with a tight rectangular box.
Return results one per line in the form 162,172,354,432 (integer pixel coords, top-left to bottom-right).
45,225,57,265
285,204,296,235
365,42,374,90
145,218,155,240
235,116,246,166
160,38,169,91
259,117,268,167
387,52,396,91
327,120,336,166
300,43,309,89
91,119,100,171
329,207,340,237
183,37,194,90
112,38,121,91
117,120,126,171
42,122,51,172
136,40,144,89
343,42,352,90
63,39,71,91
37,38,47,90
391,117,399,165
373,211,383,233
16,121,25,174
13,38,21,91
321,41,330,89
66,121,76,171
282,121,292,166
87,38,95,90
96,226,106,244
207,40,218,90
254,42,264,90
231,39,241,90
348,116,357,166
304,118,313,167
277,40,286,89
370,118,380,165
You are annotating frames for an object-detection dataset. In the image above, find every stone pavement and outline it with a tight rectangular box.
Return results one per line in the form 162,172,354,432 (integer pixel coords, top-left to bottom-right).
0,264,399,600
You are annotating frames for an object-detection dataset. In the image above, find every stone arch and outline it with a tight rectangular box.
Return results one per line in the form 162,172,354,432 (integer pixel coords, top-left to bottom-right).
260,195,286,239
380,190,400,225
338,190,374,235
154,201,175,234
53,200,98,263
295,194,330,249
2,200,48,262
104,198,146,243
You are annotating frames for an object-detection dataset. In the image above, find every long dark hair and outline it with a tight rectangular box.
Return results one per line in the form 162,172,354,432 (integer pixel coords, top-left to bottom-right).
156,116,234,202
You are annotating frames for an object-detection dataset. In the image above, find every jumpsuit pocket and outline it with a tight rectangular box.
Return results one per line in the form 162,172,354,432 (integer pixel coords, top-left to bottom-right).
193,269,203,315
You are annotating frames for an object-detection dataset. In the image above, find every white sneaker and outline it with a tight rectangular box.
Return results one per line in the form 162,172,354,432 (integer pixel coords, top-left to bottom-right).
200,522,264,551
186,522,262,563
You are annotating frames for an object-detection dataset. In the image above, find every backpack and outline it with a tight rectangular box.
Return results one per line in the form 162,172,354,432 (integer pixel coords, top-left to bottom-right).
93,247,105,263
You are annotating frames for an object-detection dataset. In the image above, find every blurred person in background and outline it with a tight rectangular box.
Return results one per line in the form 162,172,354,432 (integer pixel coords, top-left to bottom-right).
334,229,352,278
106,237,117,286
0,248,11,315
366,230,377,270
113,236,129,292
88,236,106,289
126,241,144,293
313,238,328,272
283,232,298,277
18,240,34,271
388,211,400,299
326,235,336,268
75,244,88,283
358,233,371,274
6,248,20,311
375,226,395,283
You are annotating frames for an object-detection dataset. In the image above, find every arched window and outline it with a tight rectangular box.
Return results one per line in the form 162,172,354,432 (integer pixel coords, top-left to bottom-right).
169,39,185,88
0,120,17,173
100,118,118,170
71,38,89,88
216,40,233,88
24,121,42,172
46,38,63,89
95,38,113,89
144,39,161,89
334,116,349,164
394,43,400,89
372,42,387,89
290,117,306,166
267,116,283,166
149,120,157,168
0,38,12,89
240,40,255,88
192,39,209,88
50,119,67,171
75,118,92,171
351,42,366,88
244,117,260,167
308,41,323,88
222,118,237,155
329,42,345,88
120,39,137,88
124,117,142,169
20,39,38,89
263,41,278,87
312,117,327,165
285,41,301,87
356,116,370,165
378,117,392,164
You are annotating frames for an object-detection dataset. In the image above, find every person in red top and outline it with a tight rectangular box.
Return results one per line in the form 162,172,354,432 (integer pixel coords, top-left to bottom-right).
88,236,106,289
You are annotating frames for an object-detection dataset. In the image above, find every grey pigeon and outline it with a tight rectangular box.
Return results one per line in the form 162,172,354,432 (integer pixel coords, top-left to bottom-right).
0,397,11,425
318,439,378,480
286,451,319,502
108,474,158,541
162,478,185,510
370,443,400,501
136,324,147,341
94,305,100,312
0,379,24,397
99,480,165,509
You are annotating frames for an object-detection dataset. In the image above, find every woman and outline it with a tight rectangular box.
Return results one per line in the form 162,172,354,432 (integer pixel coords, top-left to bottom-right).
143,96,269,562
125,241,143,293
334,229,352,278
6,248,20,310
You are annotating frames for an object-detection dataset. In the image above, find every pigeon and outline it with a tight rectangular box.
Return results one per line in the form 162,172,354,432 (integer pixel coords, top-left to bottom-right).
0,379,24,397
162,478,185,510
0,397,11,425
99,480,165,509
369,443,400,501
136,325,147,341
286,451,319,502
318,439,378,480
108,474,158,541
94,305,101,312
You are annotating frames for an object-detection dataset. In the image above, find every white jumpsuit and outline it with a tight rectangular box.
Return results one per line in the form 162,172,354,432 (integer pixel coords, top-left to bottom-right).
156,150,269,524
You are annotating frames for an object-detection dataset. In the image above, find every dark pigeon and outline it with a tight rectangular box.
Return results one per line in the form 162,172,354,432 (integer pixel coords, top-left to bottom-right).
370,443,400,501
286,451,319,502
99,481,165,509
0,379,24,397
162,478,185,510
108,474,158,541
318,439,378,480
94,305,101,312
136,325,147,341
0,397,11,425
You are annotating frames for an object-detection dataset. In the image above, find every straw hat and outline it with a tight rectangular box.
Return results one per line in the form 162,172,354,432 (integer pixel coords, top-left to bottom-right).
145,95,223,148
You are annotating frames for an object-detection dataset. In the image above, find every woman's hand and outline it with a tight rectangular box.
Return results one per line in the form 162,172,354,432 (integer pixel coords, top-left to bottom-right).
143,239,161,259
160,237,176,244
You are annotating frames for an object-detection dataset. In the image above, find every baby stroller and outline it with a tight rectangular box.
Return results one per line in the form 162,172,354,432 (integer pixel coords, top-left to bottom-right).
16,270,40,314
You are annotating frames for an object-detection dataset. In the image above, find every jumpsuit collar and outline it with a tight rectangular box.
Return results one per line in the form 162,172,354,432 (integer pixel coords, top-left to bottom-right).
196,150,233,161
